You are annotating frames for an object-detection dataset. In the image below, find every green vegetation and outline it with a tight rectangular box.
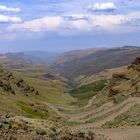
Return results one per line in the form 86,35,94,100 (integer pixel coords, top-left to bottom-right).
16,101,49,119
70,80,107,101
0,64,76,123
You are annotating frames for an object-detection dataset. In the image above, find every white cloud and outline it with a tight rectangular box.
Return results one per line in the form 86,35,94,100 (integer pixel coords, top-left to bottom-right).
88,2,117,12
0,5,21,12
8,16,62,32
0,15,22,23
7,12,140,34
7,14,117,32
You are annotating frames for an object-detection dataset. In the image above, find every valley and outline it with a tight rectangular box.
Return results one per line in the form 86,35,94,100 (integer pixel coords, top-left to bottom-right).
0,46,140,140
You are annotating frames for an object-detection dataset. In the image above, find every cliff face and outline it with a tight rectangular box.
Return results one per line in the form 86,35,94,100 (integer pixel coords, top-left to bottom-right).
108,57,140,102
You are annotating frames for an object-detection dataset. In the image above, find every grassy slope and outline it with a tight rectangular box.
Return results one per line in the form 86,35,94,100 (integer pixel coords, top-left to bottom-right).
0,68,74,120
69,80,107,106
0,58,74,105
22,72,74,105
75,66,126,86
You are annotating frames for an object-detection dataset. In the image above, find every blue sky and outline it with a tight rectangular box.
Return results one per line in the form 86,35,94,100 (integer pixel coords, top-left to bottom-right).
0,0,140,52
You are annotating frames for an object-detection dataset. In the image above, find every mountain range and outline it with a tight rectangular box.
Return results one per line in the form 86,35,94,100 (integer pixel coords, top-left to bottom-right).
49,46,140,82
0,46,140,139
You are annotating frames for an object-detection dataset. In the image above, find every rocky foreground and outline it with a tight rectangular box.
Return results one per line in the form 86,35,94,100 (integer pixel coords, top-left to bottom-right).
0,114,106,140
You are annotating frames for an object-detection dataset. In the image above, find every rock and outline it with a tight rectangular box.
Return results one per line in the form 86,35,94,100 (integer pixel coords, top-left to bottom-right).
36,128,46,135
128,57,140,71
132,57,140,65
108,88,119,97
0,118,9,124
112,73,129,81
34,91,39,95
5,113,14,119
16,79,24,87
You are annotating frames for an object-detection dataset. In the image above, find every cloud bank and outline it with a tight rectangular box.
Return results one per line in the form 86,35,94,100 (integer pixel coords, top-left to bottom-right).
8,12,140,33
1,0,140,41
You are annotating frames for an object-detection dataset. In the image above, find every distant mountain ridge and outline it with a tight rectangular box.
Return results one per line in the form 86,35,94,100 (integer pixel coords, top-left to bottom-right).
50,46,140,79
50,48,105,64
0,51,59,68
1,46,140,84
22,51,59,63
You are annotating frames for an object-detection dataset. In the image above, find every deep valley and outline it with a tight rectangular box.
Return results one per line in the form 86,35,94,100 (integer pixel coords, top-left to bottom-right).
0,46,140,140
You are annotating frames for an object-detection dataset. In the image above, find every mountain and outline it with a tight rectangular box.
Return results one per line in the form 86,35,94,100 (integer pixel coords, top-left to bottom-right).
0,52,32,69
50,48,105,64
76,66,126,86
0,64,72,113
1,48,140,139
54,57,140,140
0,64,78,139
0,52,68,82
89,57,140,105
21,51,59,63
0,51,59,69
96,57,140,129
50,46,140,81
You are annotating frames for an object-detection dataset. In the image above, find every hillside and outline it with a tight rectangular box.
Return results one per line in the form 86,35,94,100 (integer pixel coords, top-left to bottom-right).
0,52,68,83
0,64,80,139
0,51,59,67
0,53,32,69
44,57,140,140
0,51,140,139
0,65,71,116
0,65,106,139
66,57,140,125
75,66,126,86
108,57,140,101
50,46,140,81
50,48,105,64
15,51,59,64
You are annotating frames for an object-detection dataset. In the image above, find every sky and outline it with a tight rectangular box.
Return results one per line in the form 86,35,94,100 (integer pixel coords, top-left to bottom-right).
0,0,140,52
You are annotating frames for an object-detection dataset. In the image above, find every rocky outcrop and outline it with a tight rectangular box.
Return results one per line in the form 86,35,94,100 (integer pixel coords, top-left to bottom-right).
112,73,130,81
108,73,129,98
128,57,140,71
16,78,39,96
0,80,15,94
0,66,39,96
108,57,140,100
